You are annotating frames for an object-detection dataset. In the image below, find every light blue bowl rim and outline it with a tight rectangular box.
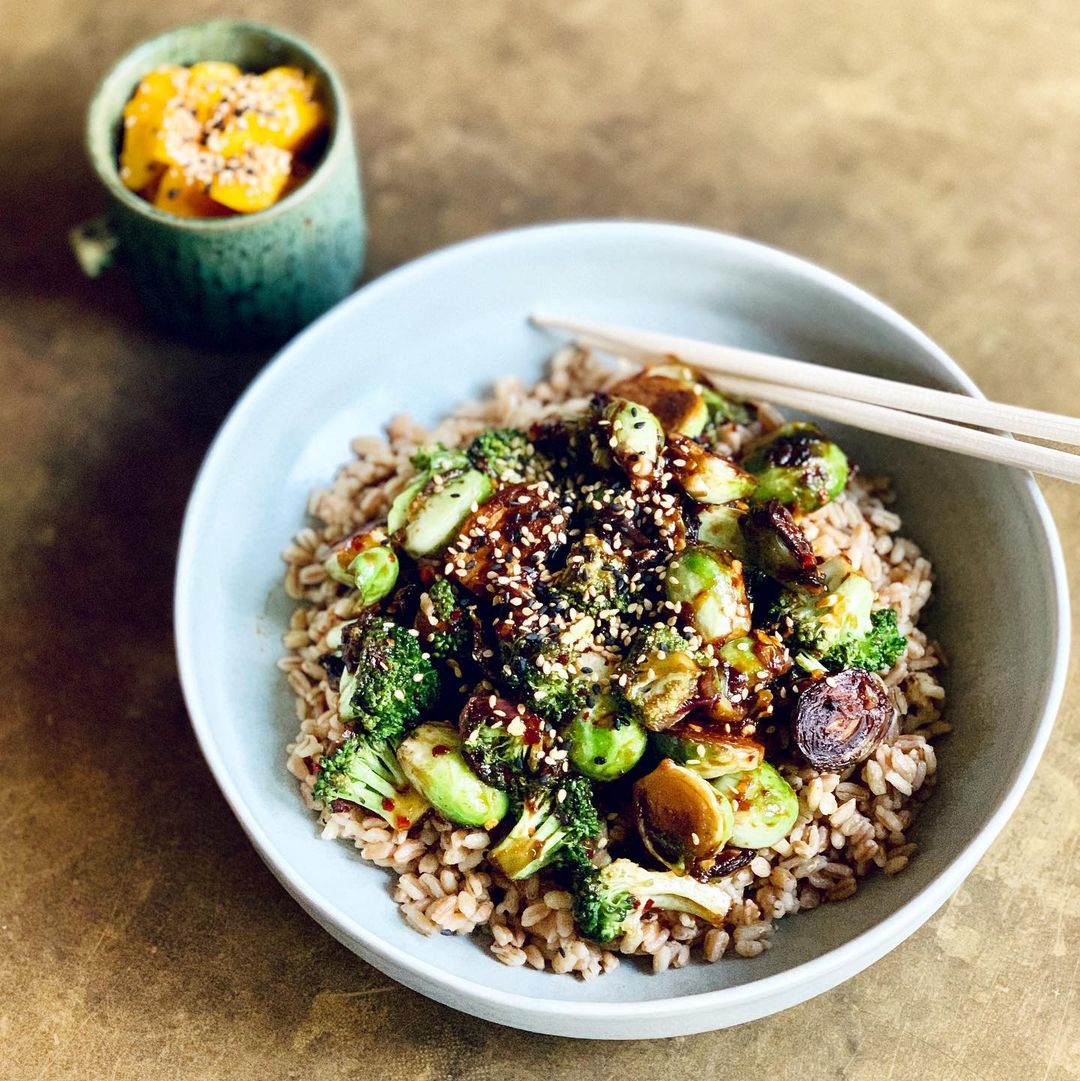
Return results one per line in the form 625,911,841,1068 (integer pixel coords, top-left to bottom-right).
174,220,1070,1026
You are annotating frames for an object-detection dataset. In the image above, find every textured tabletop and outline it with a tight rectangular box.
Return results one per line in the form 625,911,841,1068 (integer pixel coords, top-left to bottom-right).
2,2,1078,1078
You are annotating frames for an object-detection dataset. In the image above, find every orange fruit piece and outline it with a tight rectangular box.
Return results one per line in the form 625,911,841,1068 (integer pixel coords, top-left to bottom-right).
119,65,189,191
153,166,233,218
209,144,292,213
207,67,327,158
186,61,243,124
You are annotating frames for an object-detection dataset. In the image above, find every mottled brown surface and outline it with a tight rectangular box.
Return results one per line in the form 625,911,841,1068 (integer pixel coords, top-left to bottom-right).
2,2,1079,1078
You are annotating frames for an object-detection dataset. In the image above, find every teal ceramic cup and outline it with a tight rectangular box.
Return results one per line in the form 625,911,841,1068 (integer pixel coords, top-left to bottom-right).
84,21,365,345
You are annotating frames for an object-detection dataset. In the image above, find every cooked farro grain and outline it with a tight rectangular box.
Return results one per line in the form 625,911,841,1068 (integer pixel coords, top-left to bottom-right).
281,347,946,977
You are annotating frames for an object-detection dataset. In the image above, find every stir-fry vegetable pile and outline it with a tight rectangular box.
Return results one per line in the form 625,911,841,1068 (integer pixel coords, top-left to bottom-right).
312,363,907,944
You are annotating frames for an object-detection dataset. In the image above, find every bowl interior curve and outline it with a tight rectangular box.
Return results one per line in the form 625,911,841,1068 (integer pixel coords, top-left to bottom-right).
175,222,1067,1035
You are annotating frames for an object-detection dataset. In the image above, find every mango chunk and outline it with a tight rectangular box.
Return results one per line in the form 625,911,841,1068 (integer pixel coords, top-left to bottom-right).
209,145,292,213
153,166,233,218
119,65,188,190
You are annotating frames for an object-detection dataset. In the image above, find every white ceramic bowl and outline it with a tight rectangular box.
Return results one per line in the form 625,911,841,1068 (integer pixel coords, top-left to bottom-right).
175,222,1069,1038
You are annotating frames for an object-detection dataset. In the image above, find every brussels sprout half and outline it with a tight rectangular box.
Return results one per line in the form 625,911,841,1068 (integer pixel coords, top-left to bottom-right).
323,528,400,607
665,544,751,643
598,397,666,490
395,469,494,558
608,366,709,437
667,434,757,505
696,504,747,560
713,762,799,849
633,759,735,875
742,422,849,513
397,722,509,828
651,725,765,779
566,694,648,782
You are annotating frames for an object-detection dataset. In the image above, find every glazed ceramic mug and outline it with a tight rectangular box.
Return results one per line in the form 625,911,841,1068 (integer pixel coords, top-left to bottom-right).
83,21,365,345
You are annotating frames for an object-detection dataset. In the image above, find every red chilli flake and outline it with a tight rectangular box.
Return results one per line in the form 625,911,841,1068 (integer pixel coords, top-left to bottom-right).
432,744,451,757
381,797,396,811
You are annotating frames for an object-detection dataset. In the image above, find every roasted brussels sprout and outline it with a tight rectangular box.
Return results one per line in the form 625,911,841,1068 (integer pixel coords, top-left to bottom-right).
614,625,703,732
741,500,822,588
566,694,648,782
773,554,874,661
719,629,793,685
651,723,765,779
598,396,666,490
312,734,430,831
633,759,735,875
742,422,849,512
695,631,792,728
609,366,709,437
667,434,756,505
386,447,468,534
713,762,799,849
458,693,555,793
397,722,509,828
696,504,748,560
448,482,569,598
323,525,400,608
665,544,751,643
791,669,893,769
397,469,494,559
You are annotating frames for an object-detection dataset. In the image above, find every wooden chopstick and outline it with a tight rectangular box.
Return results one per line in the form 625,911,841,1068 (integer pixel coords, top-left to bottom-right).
532,314,1080,447
707,373,1080,484
531,313,1080,484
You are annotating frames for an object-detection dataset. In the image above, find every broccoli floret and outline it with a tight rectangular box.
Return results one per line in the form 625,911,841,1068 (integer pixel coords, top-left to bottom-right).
500,634,588,724
571,858,733,944
417,577,472,660
312,734,430,830
337,615,440,740
489,776,602,880
820,608,907,673
466,428,542,483
459,694,557,794
556,532,632,618
409,444,470,475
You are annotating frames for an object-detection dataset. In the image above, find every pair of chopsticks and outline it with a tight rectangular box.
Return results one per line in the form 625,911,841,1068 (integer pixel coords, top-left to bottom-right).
531,314,1080,484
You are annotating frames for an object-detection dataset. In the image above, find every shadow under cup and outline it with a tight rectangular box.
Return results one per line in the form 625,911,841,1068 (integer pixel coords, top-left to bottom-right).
86,21,366,345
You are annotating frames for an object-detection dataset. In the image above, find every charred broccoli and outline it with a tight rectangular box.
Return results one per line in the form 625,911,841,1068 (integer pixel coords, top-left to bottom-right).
467,428,542,483
556,532,633,618
488,776,602,880
458,694,557,794
416,576,472,660
820,607,907,673
500,634,588,724
337,615,440,740
570,858,732,944
312,734,430,831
